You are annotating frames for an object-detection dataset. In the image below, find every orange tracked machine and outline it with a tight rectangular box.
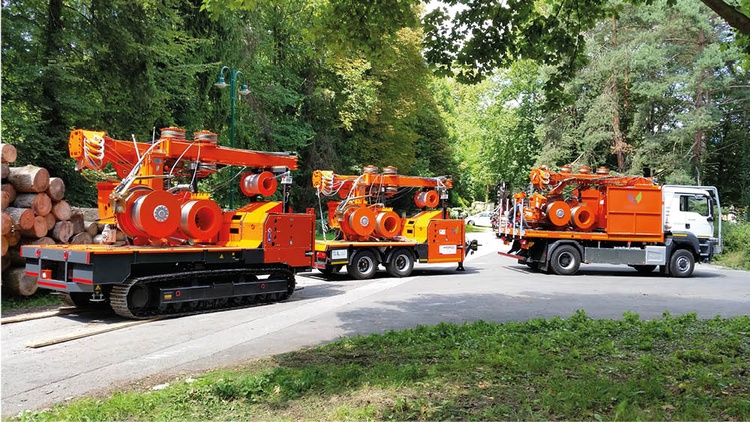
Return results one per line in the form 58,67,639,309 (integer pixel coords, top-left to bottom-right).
22,128,314,318
311,166,477,279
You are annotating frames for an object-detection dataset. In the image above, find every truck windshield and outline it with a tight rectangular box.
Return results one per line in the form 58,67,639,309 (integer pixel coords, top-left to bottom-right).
679,194,710,217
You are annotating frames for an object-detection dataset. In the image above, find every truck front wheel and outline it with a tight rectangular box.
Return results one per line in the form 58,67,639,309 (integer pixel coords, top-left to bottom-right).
550,245,581,275
669,249,695,278
347,250,378,280
386,249,414,277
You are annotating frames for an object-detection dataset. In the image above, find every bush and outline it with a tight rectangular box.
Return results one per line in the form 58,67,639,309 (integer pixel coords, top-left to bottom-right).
716,221,750,271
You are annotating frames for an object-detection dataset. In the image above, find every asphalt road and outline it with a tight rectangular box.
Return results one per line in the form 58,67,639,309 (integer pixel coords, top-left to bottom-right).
2,230,748,417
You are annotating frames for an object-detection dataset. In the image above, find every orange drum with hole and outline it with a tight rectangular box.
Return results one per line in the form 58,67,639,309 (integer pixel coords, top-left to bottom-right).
571,204,596,231
132,190,181,238
374,211,402,239
343,206,376,238
414,190,439,208
240,171,277,197
546,201,571,227
180,199,222,242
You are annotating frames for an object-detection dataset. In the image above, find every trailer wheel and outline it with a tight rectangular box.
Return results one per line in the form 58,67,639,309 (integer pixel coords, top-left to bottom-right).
387,249,414,277
347,250,378,280
669,249,695,278
550,245,581,275
633,265,656,273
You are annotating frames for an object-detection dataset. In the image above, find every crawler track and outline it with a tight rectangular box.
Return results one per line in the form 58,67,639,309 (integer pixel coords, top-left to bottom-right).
110,266,295,319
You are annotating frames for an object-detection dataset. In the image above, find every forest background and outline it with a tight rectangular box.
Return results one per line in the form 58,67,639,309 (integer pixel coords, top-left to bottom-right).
2,0,749,220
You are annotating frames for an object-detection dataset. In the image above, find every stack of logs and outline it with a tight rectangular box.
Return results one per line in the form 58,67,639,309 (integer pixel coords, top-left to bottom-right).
2,143,104,297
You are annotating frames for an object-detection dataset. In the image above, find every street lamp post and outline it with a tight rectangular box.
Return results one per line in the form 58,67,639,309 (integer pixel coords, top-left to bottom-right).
214,65,250,209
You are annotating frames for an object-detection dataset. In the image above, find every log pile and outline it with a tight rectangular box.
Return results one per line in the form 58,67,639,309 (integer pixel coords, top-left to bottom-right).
1,144,106,296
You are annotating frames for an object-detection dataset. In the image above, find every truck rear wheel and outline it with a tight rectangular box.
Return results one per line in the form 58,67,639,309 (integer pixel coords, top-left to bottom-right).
669,249,695,277
347,250,378,280
550,245,581,275
386,249,414,277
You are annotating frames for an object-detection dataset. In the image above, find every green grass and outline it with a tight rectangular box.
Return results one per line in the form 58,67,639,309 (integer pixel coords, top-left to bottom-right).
465,224,490,233
1,291,62,313
12,311,750,421
716,221,750,271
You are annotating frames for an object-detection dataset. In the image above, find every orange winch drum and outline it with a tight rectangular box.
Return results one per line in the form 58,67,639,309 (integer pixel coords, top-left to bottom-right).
374,211,401,239
116,188,151,238
132,190,181,238
180,199,222,242
240,171,277,197
546,201,571,227
571,204,596,231
344,206,376,237
414,190,439,208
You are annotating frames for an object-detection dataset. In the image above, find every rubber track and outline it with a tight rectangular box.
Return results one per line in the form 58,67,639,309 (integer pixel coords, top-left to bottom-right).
110,267,294,320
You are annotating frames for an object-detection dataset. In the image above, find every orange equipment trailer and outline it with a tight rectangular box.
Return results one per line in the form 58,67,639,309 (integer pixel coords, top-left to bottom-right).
22,128,314,318
497,165,722,277
311,166,477,279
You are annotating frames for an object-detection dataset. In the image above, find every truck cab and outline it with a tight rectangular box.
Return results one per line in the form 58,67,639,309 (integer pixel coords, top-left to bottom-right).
663,185,722,258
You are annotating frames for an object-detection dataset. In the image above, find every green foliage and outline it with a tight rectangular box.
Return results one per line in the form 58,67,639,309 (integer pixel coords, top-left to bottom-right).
716,221,750,270
16,312,750,421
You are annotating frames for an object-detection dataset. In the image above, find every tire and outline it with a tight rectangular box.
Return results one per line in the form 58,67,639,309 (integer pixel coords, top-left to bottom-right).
386,249,414,277
669,249,695,278
466,220,475,226
633,265,656,273
549,244,581,275
347,250,378,280
525,261,539,271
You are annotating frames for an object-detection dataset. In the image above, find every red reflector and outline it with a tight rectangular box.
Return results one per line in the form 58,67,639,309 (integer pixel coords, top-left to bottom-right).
41,269,52,279
520,239,528,247
175,290,181,297
63,251,69,261
316,251,327,260
260,283,266,289
35,249,41,258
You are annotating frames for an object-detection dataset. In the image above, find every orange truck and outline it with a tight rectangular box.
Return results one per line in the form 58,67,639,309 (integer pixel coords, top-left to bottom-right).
311,166,478,279
22,128,315,318
497,165,722,277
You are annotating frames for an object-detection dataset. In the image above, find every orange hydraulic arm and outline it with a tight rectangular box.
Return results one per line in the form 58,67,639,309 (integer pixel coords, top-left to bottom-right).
312,165,453,241
70,128,298,245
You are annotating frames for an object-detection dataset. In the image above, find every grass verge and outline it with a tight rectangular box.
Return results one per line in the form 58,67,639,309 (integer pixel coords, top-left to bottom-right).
1,291,62,314
12,311,750,421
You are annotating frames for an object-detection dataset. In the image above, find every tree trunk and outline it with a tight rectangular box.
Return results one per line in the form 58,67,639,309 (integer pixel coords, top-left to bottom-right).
7,230,21,246
2,212,12,236
69,211,85,234
3,267,38,296
70,232,93,245
51,200,72,221
2,255,10,272
7,165,50,193
1,143,18,163
46,177,66,201
1,235,8,256
52,220,74,243
84,221,99,237
21,236,56,246
6,207,35,230
1,163,9,179
20,216,49,238
2,182,17,203
45,213,56,231
1,191,11,211
12,193,52,217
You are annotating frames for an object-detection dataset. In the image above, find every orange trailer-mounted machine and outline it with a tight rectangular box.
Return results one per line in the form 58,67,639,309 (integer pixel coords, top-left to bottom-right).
311,166,477,279
22,128,314,318
498,165,722,277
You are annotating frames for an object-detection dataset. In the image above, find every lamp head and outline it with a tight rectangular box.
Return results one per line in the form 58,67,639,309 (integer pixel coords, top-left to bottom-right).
214,76,228,88
239,84,250,96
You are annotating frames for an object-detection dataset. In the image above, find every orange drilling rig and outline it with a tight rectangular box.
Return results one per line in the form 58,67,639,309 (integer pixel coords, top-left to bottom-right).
498,165,722,277
311,165,477,279
22,128,315,318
